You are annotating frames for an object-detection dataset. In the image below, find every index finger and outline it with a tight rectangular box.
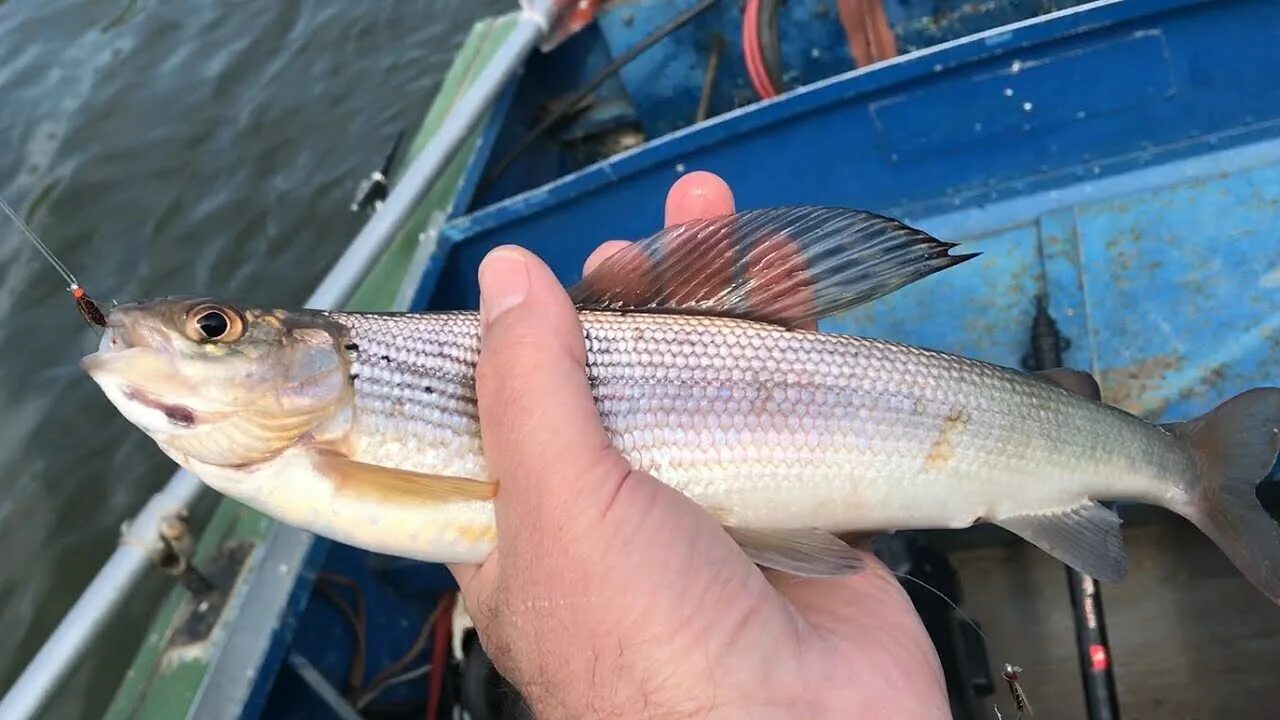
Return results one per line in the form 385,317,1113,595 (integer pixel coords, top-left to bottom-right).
580,171,737,278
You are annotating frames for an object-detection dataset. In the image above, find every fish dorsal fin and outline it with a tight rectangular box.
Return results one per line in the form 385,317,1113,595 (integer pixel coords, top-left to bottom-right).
1034,368,1102,400
569,206,978,328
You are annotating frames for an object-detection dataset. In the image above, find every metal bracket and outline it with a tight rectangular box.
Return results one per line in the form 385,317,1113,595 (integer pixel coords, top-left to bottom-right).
153,510,216,596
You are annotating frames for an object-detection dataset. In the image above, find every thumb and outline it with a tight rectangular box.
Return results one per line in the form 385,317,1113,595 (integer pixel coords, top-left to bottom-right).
474,245,635,536
473,245,753,573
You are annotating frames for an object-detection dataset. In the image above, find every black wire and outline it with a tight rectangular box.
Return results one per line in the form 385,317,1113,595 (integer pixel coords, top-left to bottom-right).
480,0,723,193
757,0,784,93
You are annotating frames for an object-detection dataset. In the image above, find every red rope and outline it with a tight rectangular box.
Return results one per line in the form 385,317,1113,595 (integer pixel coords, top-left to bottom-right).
742,0,777,99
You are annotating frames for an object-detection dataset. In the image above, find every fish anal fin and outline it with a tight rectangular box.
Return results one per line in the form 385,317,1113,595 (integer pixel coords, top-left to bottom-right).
1035,368,1102,400
313,451,496,504
569,207,977,328
724,526,865,577
998,501,1126,582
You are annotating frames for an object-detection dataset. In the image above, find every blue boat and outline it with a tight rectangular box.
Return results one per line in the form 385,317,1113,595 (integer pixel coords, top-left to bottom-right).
6,1,1280,717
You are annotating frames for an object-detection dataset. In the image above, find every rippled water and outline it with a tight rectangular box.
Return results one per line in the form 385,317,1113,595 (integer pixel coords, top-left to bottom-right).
0,1,507,715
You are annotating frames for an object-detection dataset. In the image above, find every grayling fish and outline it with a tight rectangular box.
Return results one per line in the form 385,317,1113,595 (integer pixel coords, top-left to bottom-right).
80,207,1280,603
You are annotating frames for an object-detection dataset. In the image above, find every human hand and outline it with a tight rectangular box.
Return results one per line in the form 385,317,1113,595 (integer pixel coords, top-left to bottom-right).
449,171,950,718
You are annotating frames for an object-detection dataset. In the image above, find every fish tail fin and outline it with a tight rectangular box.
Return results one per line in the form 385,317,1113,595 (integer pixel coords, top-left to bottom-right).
1162,387,1280,603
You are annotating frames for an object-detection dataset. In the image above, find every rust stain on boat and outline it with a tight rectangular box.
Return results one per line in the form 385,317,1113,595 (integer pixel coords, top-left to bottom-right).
1099,355,1182,417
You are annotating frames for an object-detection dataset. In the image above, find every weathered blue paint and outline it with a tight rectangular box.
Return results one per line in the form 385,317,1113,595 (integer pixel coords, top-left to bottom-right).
869,30,1175,161
423,0,1280,427
826,222,1045,368
761,137,1280,424
595,0,852,138
593,0,1096,139
436,0,1271,258
472,0,1096,204
1073,163,1280,421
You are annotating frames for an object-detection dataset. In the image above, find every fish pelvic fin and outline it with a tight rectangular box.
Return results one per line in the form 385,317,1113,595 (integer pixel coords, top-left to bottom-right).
998,502,1127,582
723,526,865,577
1161,387,1280,603
569,206,977,328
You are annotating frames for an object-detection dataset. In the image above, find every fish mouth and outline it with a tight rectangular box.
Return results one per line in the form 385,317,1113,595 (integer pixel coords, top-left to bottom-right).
80,326,120,372
80,326,174,377
81,332,206,431
80,331,152,377
81,316,177,361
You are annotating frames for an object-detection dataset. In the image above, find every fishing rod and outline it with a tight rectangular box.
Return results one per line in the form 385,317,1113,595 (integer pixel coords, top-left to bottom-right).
1024,294,1121,720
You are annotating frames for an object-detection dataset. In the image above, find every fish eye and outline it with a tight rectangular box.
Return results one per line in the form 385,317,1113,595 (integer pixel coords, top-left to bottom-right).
197,311,228,339
184,303,244,343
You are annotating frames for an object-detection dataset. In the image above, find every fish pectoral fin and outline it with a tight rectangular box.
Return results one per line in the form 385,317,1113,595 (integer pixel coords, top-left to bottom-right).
314,451,497,503
1034,368,1102,400
998,501,1127,582
724,526,865,577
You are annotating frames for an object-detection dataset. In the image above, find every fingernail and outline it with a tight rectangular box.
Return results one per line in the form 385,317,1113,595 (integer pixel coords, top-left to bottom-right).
478,247,529,327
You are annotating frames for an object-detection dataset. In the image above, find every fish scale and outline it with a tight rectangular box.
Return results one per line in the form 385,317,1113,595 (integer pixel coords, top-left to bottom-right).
332,311,485,481
323,309,1193,531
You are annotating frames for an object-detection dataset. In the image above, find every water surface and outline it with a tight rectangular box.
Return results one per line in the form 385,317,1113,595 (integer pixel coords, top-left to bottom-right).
0,1,507,714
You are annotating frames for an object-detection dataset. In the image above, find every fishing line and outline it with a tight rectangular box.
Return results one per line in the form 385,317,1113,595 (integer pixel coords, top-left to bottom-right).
0,194,108,327
885,568,1034,718
884,568,991,647
0,196,78,288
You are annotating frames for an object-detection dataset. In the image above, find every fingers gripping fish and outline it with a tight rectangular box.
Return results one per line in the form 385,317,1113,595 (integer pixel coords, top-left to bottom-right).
79,207,1280,604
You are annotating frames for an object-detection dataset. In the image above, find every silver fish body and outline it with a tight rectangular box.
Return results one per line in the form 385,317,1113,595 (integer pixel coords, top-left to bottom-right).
332,309,1193,536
